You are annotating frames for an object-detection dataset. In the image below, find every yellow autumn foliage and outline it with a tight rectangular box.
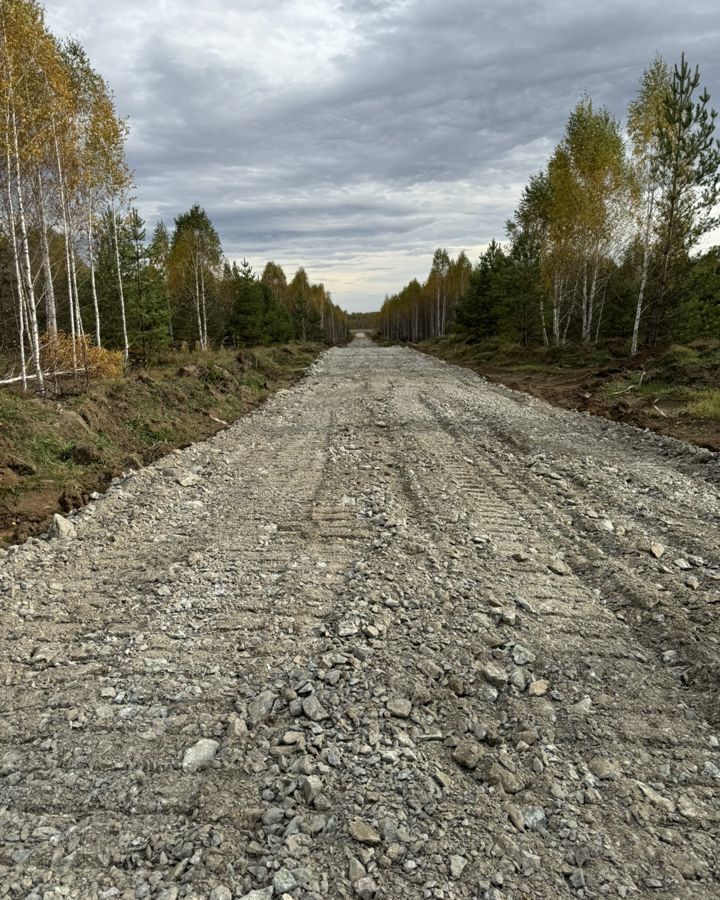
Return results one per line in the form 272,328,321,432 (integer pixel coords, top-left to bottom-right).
40,332,124,380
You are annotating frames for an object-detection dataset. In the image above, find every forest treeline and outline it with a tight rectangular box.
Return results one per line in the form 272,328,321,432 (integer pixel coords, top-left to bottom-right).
379,55,720,352
0,0,348,392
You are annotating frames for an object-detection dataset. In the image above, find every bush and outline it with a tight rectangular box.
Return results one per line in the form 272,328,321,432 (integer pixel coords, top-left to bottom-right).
659,344,700,365
41,332,124,380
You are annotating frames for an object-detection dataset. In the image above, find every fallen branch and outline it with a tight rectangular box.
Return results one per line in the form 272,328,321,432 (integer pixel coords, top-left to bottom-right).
0,368,86,386
611,370,646,395
652,399,668,418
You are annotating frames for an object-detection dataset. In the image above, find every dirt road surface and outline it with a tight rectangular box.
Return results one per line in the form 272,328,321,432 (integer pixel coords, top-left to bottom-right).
2,336,719,900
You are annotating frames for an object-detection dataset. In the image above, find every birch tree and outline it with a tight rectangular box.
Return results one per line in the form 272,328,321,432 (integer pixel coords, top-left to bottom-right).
547,99,630,344
0,0,55,389
627,56,672,354
169,205,222,349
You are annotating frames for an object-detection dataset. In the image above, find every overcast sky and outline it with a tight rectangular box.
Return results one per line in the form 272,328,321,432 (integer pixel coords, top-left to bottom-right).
45,1,720,312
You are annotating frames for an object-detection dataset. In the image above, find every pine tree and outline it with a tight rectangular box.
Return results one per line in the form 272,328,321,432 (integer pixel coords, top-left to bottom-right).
650,54,720,344
229,260,266,345
126,208,169,361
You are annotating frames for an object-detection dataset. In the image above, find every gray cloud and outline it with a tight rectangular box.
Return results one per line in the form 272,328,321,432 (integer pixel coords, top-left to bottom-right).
45,0,720,310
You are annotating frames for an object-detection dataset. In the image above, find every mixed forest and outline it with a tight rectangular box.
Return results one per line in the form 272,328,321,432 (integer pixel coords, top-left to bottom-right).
378,55,720,354
0,0,348,393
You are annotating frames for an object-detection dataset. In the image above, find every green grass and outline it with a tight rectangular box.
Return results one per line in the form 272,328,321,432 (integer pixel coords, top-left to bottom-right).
686,389,720,420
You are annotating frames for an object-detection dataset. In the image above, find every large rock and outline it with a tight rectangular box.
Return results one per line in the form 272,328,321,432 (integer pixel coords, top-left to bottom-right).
483,662,508,688
48,513,76,541
453,739,483,770
353,877,378,898
209,889,232,900
302,693,329,721
386,697,412,718
349,819,381,845
182,738,219,772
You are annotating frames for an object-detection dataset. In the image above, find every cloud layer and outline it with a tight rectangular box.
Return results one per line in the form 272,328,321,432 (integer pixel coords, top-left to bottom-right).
45,0,720,310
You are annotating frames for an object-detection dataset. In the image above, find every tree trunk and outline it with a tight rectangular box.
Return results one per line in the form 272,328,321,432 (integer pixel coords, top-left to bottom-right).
112,207,130,362
87,208,101,346
200,266,208,349
5,134,28,389
595,282,608,344
650,143,682,346
586,260,599,344
69,241,84,338
11,108,44,391
551,274,562,346
54,134,78,371
631,186,656,355
539,295,549,347
17,284,27,390
38,175,57,337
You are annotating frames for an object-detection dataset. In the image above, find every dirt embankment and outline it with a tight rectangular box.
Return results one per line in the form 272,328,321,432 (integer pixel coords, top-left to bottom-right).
414,336,720,452
0,343,323,545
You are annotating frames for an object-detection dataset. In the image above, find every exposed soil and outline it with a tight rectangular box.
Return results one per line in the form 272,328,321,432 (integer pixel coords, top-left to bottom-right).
0,337,718,900
0,344,323,546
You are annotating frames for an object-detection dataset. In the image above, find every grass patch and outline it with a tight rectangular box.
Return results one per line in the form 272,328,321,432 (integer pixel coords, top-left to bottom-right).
686,390,720,420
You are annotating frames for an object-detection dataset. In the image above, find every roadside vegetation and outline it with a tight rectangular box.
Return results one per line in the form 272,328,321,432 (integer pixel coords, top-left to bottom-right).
376,53,719,448
0,1,349,541
378,55,718,354
0,342,323,545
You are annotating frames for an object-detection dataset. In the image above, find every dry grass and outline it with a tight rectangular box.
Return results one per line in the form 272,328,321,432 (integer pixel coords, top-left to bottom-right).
41,332,124,380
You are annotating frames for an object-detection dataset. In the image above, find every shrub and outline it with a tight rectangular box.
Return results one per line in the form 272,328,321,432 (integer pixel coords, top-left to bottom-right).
40,333,124,380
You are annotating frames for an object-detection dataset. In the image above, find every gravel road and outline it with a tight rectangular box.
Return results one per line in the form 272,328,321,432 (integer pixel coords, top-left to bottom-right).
1,335,719,900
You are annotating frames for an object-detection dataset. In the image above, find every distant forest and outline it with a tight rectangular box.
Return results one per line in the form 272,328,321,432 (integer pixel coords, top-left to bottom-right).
0,0,348,391
379,55,720,353
347,312,377,330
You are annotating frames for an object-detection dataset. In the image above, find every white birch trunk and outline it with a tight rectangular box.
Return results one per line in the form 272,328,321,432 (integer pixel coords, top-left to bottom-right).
200,266,208,349
5,132,28,389
586,260,599,344
552,273,562,346
87,207,101,346
54,134,77,371
112,206,130,362
37,175,57,337
11,108,44,391
193,259,203,349
631,188,656,356
69,241,84,337
539,295,549,347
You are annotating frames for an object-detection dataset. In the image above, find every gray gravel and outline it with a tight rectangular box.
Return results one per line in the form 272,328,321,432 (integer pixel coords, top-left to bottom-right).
1,335,719,900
